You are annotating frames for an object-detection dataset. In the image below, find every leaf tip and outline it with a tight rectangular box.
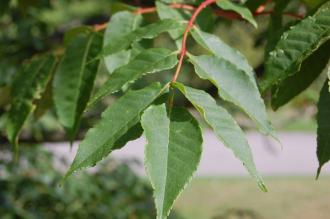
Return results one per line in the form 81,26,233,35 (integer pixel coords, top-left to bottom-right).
251,21,258,29
258,181,268,192
316,165,322,180
62,168,74,185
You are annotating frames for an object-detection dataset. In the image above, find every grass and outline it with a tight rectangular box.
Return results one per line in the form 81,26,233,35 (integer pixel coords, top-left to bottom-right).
174,177,330,219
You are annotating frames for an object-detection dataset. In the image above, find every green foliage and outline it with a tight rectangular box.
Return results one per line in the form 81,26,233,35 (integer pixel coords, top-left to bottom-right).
90,48,178,106
103,11,142,74
156,2,186,48
271,41,330,109
260,0,330,177
2,0,330,218
101,19,184,57
142,104,202,219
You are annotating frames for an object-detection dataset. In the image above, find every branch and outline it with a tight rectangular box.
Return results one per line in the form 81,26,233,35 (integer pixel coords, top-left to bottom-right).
93,2,304,31
172,0,217,82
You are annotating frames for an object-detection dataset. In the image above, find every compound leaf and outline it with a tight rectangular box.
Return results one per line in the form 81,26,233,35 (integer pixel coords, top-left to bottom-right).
141,104,202,219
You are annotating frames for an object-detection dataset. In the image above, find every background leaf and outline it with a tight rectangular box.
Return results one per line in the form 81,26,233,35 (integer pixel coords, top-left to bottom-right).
141,104,202,219
271,40,330,109
261,1,330,91
65,83,163,179
265,0,290,56
316,80,330,178
6,55,56,152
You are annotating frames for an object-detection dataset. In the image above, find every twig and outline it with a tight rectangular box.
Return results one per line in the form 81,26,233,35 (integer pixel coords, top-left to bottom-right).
172,0,217,82
93,2,304,31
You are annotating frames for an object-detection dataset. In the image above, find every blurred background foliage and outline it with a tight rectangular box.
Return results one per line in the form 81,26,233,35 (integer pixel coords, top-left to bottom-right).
0,146,184,218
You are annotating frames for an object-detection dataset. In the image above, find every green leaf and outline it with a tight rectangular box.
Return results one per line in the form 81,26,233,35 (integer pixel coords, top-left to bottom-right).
6,55,56,153
271,40,330,109
64,83,164,179
316,80,330,179
188,54,275,138
141,104,202,219
101,19,184,57
265,0,290,56
63,26,93,47
53,32,102,139
103,11,142,74
261,1,330,91
302,0,328,9
190,27,256,85
216,0,258,28
156,1,186,48
173,82,266,191
34,76,54,119
89,48,178,107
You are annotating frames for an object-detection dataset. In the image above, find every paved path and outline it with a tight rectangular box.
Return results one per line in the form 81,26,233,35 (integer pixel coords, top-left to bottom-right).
46,131,330,177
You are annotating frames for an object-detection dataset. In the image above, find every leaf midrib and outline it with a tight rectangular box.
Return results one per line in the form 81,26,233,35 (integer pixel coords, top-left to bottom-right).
72,34,94,122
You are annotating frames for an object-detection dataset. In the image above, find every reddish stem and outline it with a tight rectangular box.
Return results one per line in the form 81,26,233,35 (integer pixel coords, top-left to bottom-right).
94,2,304,31
172,0,217,82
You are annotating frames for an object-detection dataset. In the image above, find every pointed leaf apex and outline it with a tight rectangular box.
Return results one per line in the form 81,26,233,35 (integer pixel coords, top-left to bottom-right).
316,166,322,180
